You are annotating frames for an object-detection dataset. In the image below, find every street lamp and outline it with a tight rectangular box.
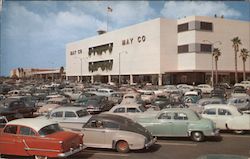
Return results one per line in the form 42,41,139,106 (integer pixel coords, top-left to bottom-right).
202,40,222,87
118,51,127,87
74,57,88,82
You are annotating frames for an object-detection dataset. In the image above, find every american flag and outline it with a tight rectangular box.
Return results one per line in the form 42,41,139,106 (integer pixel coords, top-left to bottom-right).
107,6,112,12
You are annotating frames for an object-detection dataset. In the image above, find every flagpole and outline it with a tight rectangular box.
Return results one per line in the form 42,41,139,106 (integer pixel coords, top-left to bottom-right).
106,6,109,32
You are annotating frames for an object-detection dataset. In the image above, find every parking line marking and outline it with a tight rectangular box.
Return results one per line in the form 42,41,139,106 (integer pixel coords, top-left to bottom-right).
83,150,130,157
157,142,197,146
221,134,250,138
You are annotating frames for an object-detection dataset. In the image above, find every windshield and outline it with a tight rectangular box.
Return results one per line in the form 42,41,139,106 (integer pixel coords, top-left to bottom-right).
38,123,63,136
76,109,89,117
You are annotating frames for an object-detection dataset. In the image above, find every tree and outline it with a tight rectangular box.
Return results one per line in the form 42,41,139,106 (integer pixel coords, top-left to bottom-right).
59,66,64,81
239,48,249,81
231,37,242,83
213,48,221,85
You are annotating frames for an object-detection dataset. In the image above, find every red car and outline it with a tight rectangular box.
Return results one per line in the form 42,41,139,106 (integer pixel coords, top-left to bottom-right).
0,118,85,159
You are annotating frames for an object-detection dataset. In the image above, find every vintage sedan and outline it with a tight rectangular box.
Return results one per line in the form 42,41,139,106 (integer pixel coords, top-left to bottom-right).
202,104,250,134
136,108,219,142
0,118,85,159
106,103,159,120
82,114,156,153
44,106,92,131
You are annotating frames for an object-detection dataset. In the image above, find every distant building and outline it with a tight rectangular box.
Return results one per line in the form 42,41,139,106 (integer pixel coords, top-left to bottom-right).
10,68,65,80
66,16,250,85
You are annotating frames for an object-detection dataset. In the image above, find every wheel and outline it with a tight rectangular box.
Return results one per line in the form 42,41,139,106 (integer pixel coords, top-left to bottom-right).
191,131,204,142
234,130,245,134
116,140,129,153
34,155,48,159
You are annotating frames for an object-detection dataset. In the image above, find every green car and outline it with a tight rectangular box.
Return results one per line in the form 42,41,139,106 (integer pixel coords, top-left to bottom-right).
136,108,219,142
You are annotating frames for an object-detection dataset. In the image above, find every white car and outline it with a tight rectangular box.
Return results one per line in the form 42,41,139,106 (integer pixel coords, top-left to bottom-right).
42,107,92,131
197,84,213,94
105,103,158,120
202,104,250,134
234,81,250,89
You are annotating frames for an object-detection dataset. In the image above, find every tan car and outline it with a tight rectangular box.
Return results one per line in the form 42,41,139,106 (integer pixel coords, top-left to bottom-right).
82,114,156,153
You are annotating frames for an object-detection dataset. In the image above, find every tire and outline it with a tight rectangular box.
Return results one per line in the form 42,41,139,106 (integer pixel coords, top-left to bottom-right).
116,140,129,153
34,155,48,159
191,131,204,142
234,130,245,134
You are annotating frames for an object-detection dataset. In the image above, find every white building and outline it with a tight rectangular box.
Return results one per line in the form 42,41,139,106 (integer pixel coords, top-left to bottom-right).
66,16,250,85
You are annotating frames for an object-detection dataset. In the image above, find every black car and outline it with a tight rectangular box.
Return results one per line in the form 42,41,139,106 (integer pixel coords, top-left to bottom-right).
151,95,170,110
0,98,37,120
210,87,227,99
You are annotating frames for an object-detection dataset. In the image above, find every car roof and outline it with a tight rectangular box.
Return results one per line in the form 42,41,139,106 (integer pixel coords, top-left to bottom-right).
7,118,57,132
51,106,85,112
204,104,236,109
90,113,131,123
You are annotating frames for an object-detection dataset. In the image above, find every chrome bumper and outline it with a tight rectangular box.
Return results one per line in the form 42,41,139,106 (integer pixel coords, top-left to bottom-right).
57,144,86,158
145,137,157,149
211,129,220,136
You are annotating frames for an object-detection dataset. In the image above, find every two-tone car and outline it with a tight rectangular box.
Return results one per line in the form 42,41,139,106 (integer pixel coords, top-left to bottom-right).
0,118,85,159
136,108,219,142
82,114,156,153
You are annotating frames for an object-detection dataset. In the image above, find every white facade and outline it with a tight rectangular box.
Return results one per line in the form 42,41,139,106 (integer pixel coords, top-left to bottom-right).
66,16,250,85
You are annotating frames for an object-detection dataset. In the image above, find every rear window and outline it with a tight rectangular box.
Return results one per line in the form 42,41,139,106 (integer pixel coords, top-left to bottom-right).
76,109,89,117
38,124,63,136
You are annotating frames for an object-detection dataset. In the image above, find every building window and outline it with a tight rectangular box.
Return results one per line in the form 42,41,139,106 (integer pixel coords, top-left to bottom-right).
178,45,189,53
200,44,212,52
200,22,213,31
178,23,188,32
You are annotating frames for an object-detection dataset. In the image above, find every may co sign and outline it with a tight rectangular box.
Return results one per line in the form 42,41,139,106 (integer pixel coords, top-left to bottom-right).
122,35,146,46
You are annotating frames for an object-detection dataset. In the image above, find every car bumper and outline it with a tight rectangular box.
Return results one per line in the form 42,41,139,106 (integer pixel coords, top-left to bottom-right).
209,128,220,136
57,144,86,158
145,137,157,149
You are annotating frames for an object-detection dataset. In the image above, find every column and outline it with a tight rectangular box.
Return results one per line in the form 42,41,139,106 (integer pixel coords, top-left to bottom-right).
108,75,111,84
91,75,94,84
77,76,80,82
130,74,133,85
158,74,162,86
66,76,69,81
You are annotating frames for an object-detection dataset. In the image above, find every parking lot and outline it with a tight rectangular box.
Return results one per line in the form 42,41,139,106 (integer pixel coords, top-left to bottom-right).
72,133,250,159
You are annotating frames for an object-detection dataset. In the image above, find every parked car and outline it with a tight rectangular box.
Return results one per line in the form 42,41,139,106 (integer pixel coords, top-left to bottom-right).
84,96,114,114
139,91,156,104
151,95,170,110
44,106,92,131
108,92,124,105
197,84,213,94
136,108,219,142
227,96,250,111
106,103,158,120
120,93,145,105
234,81,250,89
202,104,250,134
0,118,85,159
0,116,7,128
82,114,156,153
37,97,69,115
0,98,36,120
183,91,201,105
210,87,227,99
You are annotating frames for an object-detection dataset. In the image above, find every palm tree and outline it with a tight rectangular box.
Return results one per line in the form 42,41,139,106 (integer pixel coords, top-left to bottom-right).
239,48,249,81
59,66,64,81
213,48,221,85
231,37,242,83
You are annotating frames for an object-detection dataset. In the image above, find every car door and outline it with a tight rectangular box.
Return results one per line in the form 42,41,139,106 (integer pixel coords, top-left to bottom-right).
64,111,79,130
153,112,173,136
172,112,189,136
216,108,232,129
18,126,38,156
202,108,217,126
0,125,28,156
102,121,120,148
82,119,105,148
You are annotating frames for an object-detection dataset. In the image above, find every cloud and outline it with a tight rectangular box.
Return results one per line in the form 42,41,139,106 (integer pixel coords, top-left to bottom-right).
161,1,241,19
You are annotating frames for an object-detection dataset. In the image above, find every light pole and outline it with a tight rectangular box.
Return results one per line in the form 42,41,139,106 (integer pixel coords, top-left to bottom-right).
202,40,222,87
118,51,127,87
74,57,87,82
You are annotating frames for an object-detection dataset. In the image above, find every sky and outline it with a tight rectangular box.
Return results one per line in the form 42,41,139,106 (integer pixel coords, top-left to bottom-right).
0,1,250,76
